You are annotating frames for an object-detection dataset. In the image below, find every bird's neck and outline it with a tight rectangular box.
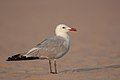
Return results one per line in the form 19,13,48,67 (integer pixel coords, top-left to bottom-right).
56,32,70,50
56,32,70,41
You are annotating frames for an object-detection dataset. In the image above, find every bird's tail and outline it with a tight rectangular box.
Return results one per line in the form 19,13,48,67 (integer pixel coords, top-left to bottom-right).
6,48,39,61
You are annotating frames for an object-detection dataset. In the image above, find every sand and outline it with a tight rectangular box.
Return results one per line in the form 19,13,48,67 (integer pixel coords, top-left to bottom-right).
0,0,120,80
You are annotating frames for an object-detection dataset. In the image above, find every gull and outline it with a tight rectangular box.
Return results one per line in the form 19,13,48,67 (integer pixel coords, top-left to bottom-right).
7,24,77,74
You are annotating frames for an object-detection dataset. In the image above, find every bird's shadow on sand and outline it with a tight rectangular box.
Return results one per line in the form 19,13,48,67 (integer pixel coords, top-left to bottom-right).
59,64,120,73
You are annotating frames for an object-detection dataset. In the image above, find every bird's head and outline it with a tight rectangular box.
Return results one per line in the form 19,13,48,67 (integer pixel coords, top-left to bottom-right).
55,24,76,35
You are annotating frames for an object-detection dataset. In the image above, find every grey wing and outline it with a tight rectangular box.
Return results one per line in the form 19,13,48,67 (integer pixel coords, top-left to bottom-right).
25,37,67,58
37,37,65,49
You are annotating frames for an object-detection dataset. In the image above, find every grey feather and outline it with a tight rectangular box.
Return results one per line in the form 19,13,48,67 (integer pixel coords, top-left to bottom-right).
25,36,70,59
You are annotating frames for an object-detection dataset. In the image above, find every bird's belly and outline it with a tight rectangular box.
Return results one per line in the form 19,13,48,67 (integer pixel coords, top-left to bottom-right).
55,51,68,59
53,46,69,59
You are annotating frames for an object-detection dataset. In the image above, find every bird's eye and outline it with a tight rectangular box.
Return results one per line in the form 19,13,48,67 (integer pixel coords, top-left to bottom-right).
62,27,65,29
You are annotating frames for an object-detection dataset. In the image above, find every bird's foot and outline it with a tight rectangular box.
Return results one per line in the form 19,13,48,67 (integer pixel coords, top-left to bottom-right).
50,72,57,74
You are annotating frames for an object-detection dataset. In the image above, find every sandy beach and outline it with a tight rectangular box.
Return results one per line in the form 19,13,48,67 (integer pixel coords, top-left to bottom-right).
0,0,120,80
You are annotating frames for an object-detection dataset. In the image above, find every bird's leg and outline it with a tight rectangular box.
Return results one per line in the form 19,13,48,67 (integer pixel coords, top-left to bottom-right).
48,60,53,73
54,59,57,74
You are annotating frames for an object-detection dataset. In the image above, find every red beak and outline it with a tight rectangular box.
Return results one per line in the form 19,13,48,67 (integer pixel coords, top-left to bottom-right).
69,28,77,31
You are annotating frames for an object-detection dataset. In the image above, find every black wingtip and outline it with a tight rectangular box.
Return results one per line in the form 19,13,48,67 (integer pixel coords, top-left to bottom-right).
6,54,39,61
